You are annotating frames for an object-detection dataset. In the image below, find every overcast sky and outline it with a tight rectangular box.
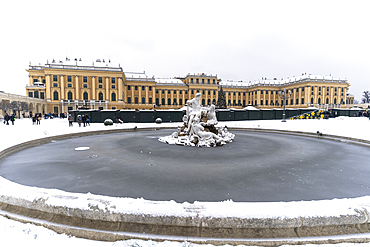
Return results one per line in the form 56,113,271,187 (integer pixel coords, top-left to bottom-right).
1,0,369,101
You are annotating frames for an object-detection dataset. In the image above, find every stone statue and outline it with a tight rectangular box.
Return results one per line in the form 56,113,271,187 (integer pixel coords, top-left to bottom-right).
159,93,235,147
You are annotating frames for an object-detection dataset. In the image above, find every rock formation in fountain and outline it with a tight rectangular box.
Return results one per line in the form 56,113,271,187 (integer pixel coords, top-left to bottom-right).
159,93,235,147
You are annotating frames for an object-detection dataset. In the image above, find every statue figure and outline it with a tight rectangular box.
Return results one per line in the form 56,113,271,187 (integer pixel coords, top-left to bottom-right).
159,93,235,147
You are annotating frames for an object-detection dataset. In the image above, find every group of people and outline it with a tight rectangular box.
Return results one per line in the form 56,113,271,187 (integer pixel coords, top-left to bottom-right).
355,110,370,118
72,114,90,127
3,113,15,125
31,113,42,125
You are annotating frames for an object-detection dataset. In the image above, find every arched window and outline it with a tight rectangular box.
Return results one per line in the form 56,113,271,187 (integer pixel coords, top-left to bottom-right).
111,93,116,101
162,98,165,105
179,98,183,105
156,98,159,105
98,92,103,101
68,91,73,100
202,99,205,105
207,99,211,105
173,98,177,105
53,91,59,101
83,92,88,100
168,98,171,105
311,98,314,104
34,91,39,98
326,98,329,104
318,98,321,104
334,98,337,104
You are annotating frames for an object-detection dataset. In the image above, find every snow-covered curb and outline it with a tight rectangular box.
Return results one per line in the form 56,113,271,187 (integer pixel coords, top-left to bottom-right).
1,118,370,241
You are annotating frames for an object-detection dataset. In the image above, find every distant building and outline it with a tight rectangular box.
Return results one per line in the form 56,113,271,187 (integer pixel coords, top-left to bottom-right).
25,58,351,114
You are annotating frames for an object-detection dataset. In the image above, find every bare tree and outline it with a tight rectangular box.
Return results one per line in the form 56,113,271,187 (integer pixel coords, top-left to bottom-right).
0,100,11,115
362,91,370,103
9,101,29,118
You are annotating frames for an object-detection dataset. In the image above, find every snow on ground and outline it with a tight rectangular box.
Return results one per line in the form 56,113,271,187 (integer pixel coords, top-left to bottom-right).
0,116,370,246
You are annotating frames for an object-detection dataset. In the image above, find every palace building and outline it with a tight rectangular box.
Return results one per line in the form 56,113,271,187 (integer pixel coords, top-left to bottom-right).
25,58,351,114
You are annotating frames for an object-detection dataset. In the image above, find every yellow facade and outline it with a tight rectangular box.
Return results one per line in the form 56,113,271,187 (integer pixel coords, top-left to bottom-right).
25,59,351,113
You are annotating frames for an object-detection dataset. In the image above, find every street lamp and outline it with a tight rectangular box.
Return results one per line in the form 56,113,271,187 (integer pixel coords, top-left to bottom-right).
278,88,292,122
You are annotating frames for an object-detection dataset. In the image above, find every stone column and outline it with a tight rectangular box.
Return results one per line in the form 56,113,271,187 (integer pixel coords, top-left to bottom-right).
75,75,79,100
145,86,149,104
92,76,96,100
45,74,51,101
28,75,33,86
60,75,65,100
330,87,334,104
105,77,109,101
138,85,142,105
118,77,123,102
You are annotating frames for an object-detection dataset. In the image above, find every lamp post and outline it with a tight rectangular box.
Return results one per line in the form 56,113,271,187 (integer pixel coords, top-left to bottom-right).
278,88,292,122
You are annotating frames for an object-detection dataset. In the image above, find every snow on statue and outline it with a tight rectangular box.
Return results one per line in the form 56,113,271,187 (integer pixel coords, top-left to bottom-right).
159,93,235,147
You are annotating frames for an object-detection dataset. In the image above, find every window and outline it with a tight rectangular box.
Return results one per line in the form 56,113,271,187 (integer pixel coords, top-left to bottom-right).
173,99,177,105
207,79,210,84
98,84,103,88
111,93,116,101
168,90,171,94
83,92,88,100
40,92,44,99
149,86,152,91
179,98,182,105
127,97,131,104
67,83,72,88
99,92,103,101
162,98,165,105
135,86,138,90
149,98,152,104
135,97,138,104
326,98,329,104
111,85,115,89
191,78,193,83
168,98,171,105
196,79,199,83
180,90,182,94
202,79,204,84
128,85,131,90
67,76,72,82
174,90,176,94
156,89,159,94
296,99,299,105
202,99,205,105
53,91,59,100
142,97,145,104
68,92,73,100
318,98,321,104
111,78,115,83
53,75,58,82
142,86,145,91
83,76,88,83
29,92,33,97
156,98,159,105
98,77,103,83
162,90,165,94
213,79,215,84
302,87,304,92
53,83,58,87
319,87,321,91
311,98,314,104
83,84,88,88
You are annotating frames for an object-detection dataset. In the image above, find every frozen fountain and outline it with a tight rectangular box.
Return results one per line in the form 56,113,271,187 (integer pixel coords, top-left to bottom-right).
159,93,235,147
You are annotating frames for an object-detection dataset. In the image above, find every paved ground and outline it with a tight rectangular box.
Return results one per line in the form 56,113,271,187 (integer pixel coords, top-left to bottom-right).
1,129,370,203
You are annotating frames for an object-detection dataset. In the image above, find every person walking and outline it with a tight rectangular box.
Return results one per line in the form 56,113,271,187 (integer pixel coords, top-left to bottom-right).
85,115,90,126
4,113,9,125
82,115,86,127
68,114,74,127
77,115,82,127
36,113,41,125
10,114,15,125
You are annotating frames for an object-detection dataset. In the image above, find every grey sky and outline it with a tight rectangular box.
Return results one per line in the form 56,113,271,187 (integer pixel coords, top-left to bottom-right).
1,0,369,101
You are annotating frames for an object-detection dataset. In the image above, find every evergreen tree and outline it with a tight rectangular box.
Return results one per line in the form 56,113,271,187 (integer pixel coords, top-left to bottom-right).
216,86,227,109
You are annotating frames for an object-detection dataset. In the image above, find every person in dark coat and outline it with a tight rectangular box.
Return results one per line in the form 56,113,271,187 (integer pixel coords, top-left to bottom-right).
4,113,10,125
10,114,15,125
68,114,74,127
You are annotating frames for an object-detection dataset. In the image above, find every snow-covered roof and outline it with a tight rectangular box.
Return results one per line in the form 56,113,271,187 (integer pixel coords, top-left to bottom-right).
155,78,186,86
29,58,122,72
250,74,347,86
124,72,155,82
